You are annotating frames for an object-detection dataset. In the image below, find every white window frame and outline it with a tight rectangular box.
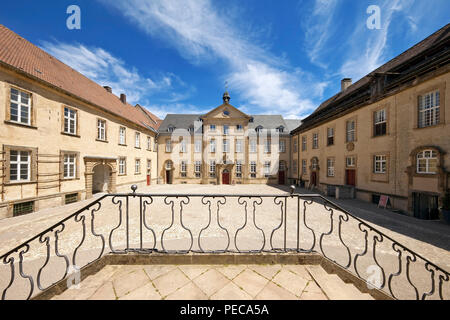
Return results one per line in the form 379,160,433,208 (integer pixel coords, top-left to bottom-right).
264,140,271,154
119,158,126,175
119,127,126,145
346,157,356,168
10,150,31,182
312,133,319,149
147,136,152,151
64,107,77,135
327,128,334,146
180,139,187,153
223,125,229,135
97,119,106,141
279,140,286,153
416,150,437,174
264,161,271,178
63,154,76,179
302,160,307,175
195,140,202,153
210,139,216,153
180,161,187,177
195,161,202,178
223,139,229,153
302,136,307,151
135,132,141,148
418,90,440,128
236,160,242,178
10,88,31,125
346,120,355,142
135,159,141,174
327,158,335,177
236,124,243,132
374,155,387,174
250,161,257,178
165,140,172,152
250,139,257,153
236,140,243,153
209,161,216,178
210,124,216,132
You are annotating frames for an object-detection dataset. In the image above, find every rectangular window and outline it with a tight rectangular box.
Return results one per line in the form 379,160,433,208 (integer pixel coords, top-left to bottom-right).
147,136,152,151
236,124,243,132
327,158,335,177
97,119,106,141
195,140,202,153
250,161,257,178
327,128,334,146
418,90,440,128
302,160,307,175
210,124,216,132
264,140,271,154
180,139,187,153
293,139,298,153
135,159,141,174
195,161,202,178
250,139,257,153
302,136,307,151
236,161,242,178
279,140,286,153
13,201,34,217
165,140,172,152
312,133,319,149
209,161,216,178
223,125,229,135
374,155,387,174
346,120,355,142
374,109,387,136
64,107,77,135
63,154,76,179
417,150,437,174
293,160,298,175
346,157,356,168
223,139,229,153
264,161,271,178
10,150,30,182
65,193,78,205
210,139,216,153
119,157,126,175
135,132,141,148
10,88,31,125
181,161,187,177
119,127,126,145
236,140,243,153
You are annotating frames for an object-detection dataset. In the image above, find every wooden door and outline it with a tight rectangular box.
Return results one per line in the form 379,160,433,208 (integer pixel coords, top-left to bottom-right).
278,171,285,185
222,171,230,185
346,170,356,186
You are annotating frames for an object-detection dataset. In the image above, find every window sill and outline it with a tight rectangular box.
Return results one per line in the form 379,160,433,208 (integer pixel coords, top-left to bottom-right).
62,178,80,181
372,134,388,139
61,132,80,138
118,174,127,177
119,144,127,147
4,120,37,130
135,147,141,150
414,123,445,130
96,139,109,143
5,181,37,186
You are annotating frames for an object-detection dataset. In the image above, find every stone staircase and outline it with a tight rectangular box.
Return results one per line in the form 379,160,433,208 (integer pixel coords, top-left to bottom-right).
307,265,374,300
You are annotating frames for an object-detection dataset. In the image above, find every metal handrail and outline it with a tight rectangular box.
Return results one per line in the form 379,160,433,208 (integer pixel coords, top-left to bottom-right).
0,186,448,300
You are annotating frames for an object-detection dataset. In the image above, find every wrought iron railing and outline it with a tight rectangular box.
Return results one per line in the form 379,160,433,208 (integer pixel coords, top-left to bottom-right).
0,186,448,300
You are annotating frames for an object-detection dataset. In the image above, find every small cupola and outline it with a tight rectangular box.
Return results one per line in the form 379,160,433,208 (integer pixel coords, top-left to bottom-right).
223,91,231,104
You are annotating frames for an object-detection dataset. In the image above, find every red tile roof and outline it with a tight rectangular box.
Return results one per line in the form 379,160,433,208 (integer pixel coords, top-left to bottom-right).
0,24,160,131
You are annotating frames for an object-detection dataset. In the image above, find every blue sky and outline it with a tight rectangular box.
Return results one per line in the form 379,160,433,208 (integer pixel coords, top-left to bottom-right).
1,0,449,119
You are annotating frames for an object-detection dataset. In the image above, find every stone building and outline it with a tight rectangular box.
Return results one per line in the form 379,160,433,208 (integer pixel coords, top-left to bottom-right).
157,93,301,185
291,23,450,219
0,25,160,219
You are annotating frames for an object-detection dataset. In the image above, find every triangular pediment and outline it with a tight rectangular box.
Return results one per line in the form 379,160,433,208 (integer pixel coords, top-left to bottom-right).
202,103,250,120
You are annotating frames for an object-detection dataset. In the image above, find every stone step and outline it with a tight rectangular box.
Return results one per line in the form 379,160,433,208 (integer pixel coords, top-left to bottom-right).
307,265,373,300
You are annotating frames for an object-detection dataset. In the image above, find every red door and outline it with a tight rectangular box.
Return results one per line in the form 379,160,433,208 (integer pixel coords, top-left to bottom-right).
278,171,285,185
222,171,230,185
346,170,356,186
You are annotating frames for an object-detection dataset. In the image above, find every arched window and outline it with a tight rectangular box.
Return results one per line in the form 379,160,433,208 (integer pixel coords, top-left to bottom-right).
417,150,437,174
165,161,173,170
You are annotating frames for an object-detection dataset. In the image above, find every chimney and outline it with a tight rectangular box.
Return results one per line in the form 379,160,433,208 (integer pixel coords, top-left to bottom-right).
120,93,127,104
103,86,112,93
341,78,352,91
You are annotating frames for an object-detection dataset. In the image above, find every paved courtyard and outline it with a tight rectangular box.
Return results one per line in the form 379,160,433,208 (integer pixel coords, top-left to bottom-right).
51,264,372,300
0,184,449,300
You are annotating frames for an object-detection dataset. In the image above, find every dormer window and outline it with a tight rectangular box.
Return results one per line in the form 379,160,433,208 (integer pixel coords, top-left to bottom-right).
249,117,254,123
276,126,285,133
255,126,263,133
188,126,194,133
168,126,175,133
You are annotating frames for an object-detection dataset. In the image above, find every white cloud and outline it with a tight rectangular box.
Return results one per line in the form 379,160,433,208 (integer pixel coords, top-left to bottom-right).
40,41,188,106
101,0,322,118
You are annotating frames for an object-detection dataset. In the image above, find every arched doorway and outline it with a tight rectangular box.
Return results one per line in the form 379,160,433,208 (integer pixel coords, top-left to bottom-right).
222,169,230,185
165,161,173,184
310,157,319,188
278,161,286,185
93,164,112,194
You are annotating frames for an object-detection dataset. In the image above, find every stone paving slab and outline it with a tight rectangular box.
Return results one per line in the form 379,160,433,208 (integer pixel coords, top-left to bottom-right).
51,264,330,300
